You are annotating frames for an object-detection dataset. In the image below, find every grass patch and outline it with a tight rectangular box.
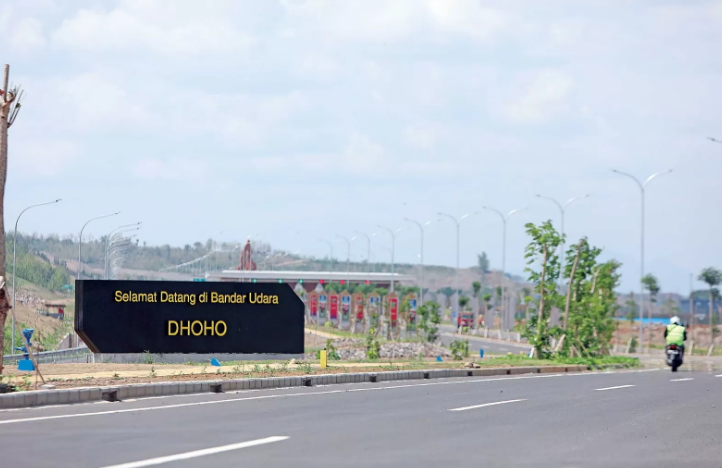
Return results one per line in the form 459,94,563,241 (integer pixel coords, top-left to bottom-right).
546,356,640,369
470,354,640,369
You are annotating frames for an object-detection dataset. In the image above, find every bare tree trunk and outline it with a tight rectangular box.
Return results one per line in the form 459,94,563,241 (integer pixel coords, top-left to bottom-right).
562,238,584,331
534,245,548,358
0,65,14,373
711,287,715,345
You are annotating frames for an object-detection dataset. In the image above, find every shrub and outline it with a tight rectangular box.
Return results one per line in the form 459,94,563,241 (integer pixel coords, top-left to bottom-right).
450,339,470,360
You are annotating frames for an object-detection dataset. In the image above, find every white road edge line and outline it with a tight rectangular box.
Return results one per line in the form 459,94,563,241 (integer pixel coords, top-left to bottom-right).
98,436,288,468
449,399,526,412
0,368,659,425
670,378,694,382
595,385,635,391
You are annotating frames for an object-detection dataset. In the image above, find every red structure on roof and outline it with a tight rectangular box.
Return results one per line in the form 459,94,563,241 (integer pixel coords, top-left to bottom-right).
236,240,257,271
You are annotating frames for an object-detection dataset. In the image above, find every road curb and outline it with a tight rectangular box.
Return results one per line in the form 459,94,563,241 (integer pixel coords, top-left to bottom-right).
0,365,594,410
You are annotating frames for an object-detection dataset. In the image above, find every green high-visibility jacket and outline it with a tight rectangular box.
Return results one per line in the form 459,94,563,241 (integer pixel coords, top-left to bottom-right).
665,324,686,346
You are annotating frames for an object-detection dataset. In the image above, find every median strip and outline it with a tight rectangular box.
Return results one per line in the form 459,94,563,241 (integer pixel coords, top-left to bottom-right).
594,385,635,391
99,436,289,468
448,399,526,412
0,364,616,411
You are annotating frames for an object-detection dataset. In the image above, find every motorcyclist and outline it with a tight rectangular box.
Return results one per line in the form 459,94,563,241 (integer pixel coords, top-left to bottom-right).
664,316,687,359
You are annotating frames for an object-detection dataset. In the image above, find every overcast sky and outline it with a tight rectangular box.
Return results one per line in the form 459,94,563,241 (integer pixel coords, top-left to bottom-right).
2,0,721,294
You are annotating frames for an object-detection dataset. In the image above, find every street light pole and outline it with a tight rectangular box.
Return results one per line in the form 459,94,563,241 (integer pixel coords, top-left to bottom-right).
535,194,590,282
612,168,673,349
78,212,120,280
482,206,526,330
319,239,333,271
437,213,471,323
106,234,136,280
405,218,432,307
377,225,401,292
336,235,354,285
354,231,375,272
12,199,61,352
105,222,141,279
76,210,119,348
105,229,139,279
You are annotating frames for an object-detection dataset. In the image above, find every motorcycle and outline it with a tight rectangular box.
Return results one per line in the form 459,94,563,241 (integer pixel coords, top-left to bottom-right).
665,344,683,372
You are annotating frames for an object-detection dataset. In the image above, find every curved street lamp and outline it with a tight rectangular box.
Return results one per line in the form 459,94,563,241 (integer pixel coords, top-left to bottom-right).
612,168,673,349
78,212,120,280
11,198,61,352
377,226,401,292
105,222,141,279
405,218,432,307
336,235,355,284
482,206,526,330
437,213,474,322
354,231,376,272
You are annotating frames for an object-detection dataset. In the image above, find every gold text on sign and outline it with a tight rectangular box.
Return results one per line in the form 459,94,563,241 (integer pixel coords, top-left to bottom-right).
167,320,227,336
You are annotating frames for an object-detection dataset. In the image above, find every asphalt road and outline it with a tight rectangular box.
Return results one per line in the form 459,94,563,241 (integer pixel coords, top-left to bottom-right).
439,325,532,355
1,368,720,467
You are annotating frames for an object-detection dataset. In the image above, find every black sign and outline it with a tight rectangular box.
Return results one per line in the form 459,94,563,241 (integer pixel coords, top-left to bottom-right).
75,280,304,354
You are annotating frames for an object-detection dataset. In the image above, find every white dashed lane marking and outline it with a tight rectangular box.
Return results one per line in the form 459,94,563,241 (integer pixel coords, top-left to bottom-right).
595,385,635,391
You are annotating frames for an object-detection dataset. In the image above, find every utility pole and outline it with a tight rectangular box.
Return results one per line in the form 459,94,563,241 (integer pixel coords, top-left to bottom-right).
0,64,25,371
689,273,695,341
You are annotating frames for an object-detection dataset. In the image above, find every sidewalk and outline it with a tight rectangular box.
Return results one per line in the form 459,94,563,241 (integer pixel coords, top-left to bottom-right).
4,360,420,383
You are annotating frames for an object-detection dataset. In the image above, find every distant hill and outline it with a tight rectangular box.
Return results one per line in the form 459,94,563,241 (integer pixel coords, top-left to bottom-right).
9,232,527,295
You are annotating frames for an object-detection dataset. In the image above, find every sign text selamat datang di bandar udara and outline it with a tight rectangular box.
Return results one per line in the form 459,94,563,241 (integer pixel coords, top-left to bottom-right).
114,291,280,337
114,291,280,306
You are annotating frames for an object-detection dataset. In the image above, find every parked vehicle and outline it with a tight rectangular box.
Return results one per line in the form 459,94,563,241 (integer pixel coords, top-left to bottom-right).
457,312,472,327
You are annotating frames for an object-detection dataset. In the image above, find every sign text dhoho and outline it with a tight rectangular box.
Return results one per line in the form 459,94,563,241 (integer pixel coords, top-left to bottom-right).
167,320,227,336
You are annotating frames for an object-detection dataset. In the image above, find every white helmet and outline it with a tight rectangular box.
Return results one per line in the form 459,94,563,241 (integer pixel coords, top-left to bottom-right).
670,316,680,325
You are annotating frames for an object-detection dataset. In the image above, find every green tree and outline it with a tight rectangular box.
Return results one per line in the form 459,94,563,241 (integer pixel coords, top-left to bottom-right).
625,300,637,325
642,273,660,327
561,237,601,331
521,221,563,358
459,296,470,310
472,281,482,328
418,301,441,342
477,253,490,273
698,267,722,342
472,281,481,299
557,233,622,357
482,293,492,325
